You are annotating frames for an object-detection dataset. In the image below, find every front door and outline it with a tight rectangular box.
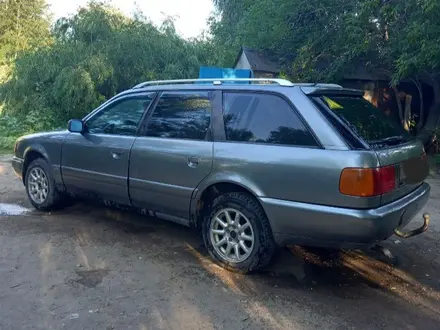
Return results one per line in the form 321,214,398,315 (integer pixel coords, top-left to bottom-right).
61,92,156,205
129,90,215,220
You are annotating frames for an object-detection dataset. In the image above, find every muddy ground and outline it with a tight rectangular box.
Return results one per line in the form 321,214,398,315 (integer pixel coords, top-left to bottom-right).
1,155,440,330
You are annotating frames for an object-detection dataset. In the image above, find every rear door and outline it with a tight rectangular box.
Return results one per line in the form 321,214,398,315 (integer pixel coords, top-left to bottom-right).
61,93,156,205
216,91,325,204
129,90,215,220
314,94,429,204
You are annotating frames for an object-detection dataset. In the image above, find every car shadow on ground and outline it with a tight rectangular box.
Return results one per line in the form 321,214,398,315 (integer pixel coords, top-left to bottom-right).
58,201,440,313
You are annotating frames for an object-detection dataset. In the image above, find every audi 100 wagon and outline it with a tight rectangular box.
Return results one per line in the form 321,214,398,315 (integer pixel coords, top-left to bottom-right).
12,78,431,273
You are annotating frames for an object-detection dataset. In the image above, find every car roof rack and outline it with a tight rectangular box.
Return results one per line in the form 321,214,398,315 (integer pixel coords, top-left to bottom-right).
132,78,296,89
131,79,344,90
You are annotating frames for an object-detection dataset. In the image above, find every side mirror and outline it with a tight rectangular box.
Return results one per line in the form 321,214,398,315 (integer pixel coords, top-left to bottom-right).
67,119,85,133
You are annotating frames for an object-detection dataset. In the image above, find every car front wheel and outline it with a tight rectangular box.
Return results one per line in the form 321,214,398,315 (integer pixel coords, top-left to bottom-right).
25,158,62,211
203,192,275,274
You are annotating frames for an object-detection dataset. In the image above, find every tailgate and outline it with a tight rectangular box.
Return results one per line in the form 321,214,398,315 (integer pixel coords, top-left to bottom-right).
375,140,429,204
309,93,429,205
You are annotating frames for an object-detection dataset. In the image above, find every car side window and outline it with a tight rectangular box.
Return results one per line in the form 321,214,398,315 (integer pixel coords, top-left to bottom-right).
222,92,318,147
143,91,212,140
86,93,155,136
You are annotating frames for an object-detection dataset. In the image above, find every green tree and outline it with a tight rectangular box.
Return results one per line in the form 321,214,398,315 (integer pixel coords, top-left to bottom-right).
0,0,51,62
211,0,440,136
0,1,216,131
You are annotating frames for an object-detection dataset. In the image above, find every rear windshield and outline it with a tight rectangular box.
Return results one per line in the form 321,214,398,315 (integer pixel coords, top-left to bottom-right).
313,95,412,148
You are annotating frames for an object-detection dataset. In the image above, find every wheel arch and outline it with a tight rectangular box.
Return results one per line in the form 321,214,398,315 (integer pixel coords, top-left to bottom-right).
190,174,266,232
22,145,50,184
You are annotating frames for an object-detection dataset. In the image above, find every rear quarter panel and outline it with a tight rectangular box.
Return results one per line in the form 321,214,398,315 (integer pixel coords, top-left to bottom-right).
209,142,382,209
199,86,382,210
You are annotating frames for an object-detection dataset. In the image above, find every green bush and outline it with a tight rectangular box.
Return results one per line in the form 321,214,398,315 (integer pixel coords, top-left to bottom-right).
0,3,214,130
0,111,63,152
0,115,25,152
0,136,17,151
0,115,24,136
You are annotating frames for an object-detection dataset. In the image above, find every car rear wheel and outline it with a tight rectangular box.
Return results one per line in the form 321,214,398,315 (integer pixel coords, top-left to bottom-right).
202,192,275,274
25,158,62,211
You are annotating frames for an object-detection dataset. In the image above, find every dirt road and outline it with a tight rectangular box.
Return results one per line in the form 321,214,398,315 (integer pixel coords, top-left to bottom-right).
1,155,440,330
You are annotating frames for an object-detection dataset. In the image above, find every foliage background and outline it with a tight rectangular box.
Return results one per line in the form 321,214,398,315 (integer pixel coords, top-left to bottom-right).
0,1,219,150
1,0,440,154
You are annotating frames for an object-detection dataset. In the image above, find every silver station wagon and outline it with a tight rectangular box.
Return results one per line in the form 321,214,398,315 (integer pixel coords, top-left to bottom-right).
12,78,431,273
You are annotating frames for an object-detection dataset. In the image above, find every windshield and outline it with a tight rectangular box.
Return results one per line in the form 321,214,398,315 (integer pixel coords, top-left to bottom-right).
313,95,412,148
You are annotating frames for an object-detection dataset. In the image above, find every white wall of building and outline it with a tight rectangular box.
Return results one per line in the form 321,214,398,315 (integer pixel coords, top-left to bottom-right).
234,53,251,70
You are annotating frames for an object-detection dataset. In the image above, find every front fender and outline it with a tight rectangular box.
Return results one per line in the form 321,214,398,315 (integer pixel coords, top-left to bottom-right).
23,144,51,163
21,144,53,184
21,137,68,188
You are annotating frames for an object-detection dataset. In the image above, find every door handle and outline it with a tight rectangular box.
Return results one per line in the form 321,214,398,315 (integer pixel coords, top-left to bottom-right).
187,156,200,168
111,151,123,159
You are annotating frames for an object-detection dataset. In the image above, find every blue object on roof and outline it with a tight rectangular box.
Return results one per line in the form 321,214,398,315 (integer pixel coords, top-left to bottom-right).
198,67,254,84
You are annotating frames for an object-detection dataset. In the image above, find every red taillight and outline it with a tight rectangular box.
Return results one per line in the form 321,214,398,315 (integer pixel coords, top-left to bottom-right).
378,165,396,194
340,165,396,197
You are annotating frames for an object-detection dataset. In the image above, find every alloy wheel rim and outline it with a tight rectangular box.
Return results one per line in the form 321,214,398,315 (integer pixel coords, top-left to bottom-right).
28,167,49,204
209,207,255,263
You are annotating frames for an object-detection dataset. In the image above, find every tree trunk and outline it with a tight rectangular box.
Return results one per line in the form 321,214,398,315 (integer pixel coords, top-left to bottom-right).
403,94,412,131
412,78,424,132
15,2,20,60
423,78,440,130
393,85,404,126
417,75,440,146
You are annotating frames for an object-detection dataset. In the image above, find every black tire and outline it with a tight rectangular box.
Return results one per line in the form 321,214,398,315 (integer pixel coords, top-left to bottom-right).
202,192,276,274
25,158,62,211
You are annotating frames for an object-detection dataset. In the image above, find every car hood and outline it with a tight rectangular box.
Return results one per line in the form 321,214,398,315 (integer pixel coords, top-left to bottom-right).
17,130,69,142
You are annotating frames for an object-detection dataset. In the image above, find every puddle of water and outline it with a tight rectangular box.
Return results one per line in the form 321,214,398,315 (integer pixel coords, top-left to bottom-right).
0,203,30,216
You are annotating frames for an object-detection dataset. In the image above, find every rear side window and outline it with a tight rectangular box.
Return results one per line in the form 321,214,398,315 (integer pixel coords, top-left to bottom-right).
313,95,412,148
222,92,318,147
143,91,212,140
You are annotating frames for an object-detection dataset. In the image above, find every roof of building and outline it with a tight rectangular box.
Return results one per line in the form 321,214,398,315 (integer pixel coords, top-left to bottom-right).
343,64,391,81
233,47,281,73
233,47,391,81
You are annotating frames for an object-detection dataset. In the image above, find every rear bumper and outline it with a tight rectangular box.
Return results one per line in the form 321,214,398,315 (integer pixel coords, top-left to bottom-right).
11,156,24,181
260,183,431,249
